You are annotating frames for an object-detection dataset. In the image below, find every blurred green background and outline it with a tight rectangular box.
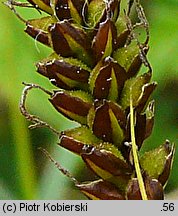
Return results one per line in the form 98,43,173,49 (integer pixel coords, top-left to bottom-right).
0,0,177,199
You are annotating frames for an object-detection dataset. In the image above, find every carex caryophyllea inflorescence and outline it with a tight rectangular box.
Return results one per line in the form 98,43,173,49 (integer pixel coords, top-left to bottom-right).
6,0,175,200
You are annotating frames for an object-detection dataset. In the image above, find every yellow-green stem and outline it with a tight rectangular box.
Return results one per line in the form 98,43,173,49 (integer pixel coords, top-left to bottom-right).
130,90,148,200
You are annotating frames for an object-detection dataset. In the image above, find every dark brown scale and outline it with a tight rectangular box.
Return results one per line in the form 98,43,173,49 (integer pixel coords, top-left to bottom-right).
55,0,71,20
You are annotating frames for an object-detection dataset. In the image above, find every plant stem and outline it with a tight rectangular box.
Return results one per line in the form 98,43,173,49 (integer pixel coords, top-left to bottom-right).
130,90,148,200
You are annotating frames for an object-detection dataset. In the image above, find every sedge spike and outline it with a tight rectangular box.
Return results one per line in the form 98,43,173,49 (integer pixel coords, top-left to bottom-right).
5,0,175,200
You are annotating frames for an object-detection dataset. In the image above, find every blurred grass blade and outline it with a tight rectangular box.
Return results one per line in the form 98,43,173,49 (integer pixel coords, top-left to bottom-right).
9,101,37,199
0,9,37,199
